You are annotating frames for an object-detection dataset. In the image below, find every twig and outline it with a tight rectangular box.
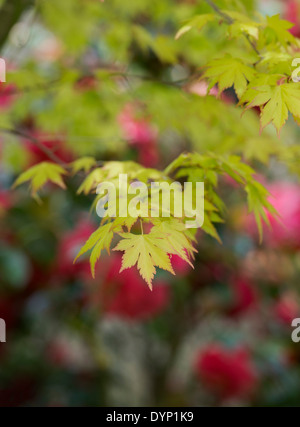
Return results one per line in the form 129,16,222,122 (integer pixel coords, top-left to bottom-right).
0,127,67,165
204,0,260,56
204,0,233,24
245,34,260,56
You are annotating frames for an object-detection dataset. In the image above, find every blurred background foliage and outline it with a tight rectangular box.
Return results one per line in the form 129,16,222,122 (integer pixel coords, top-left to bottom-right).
1,0,300,407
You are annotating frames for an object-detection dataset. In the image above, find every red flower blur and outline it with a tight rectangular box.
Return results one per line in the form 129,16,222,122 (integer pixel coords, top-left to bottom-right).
284,0,300,37
74,75,98,91
266,183,300,248
118,104,159,167
98,254,170,320
170,254,190,275
274,292,299,326
0,83,16,109
187,81,235,104
228,277,258,317
25,135,74,166
195,344,258,399
55,219,96,280
0,190,12,211
246,182,300,249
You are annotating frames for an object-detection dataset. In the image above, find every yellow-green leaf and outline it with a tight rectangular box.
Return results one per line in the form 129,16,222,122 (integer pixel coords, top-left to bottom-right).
175,14,215,40
204,55,255,98
113,231,175,290
71,157,97,174
74,222,121,277
13,162,67,196
77,168,106,194
245,83,300,134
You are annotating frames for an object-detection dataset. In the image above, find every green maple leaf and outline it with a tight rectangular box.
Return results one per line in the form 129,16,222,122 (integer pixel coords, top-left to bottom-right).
246,181,278,242
201,215,221,243
229,21,259,39
13,162,67,196
113,231,175,290
203,55,255,98
265,15,294,46
244,83,300,133
74,222,122,277
110,217,138,232
175,14,215,40
260,51,292,68
77,168,106,194
151,218,197,266
71,157,97,174
225,11,260,41
103,161,142,180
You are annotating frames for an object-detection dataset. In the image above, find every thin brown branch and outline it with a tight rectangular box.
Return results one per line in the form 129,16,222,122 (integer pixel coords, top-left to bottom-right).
0,127,107,174
0,127,67,165
245,34,260,56
204,0,233,24
204,0,260,56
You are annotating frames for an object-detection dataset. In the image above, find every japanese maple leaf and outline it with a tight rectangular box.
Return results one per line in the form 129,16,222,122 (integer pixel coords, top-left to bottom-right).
113,232,175,290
